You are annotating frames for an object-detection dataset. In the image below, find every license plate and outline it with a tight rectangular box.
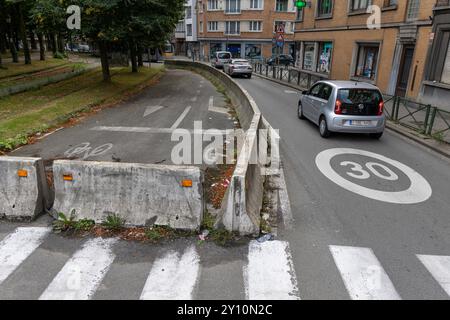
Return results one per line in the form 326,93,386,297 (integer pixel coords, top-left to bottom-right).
349,120,371,126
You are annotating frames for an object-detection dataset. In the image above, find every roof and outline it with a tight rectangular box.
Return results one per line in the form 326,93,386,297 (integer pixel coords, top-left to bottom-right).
319,80,381,90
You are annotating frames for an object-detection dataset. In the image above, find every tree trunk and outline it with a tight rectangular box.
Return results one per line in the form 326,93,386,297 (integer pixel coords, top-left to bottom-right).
129,40,138,72
9,34,18,62
50,34,57,55
137,45,143,67
37,33,45,61
99,41,111,82
29,29,37,50
17,3,31,64
57,33,65,53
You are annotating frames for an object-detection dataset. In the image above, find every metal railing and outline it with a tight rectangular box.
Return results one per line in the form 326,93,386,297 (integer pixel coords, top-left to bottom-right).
385,96,450,143
252,62,327,90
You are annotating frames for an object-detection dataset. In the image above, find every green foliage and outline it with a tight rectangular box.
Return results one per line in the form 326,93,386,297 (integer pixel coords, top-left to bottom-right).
74,219,95,231
53,51,67,59
102,213,125,230
0,134,28,150
53,211,76,233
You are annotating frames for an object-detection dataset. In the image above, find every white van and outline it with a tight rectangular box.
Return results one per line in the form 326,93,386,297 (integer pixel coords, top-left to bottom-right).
211,51,232,69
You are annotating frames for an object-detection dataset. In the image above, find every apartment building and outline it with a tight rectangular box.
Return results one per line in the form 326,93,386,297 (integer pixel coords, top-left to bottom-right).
174,0,198,57
420,0,450,110
293,0,436,100
196,0,298,60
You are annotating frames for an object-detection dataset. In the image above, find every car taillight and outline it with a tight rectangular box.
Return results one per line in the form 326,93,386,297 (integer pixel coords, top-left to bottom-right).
378,101,384,116
335,100,342,115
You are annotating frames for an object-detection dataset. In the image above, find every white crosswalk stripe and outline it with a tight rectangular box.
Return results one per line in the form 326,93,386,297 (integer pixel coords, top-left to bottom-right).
39,237,117,300
140,245,200,300
417,254,450,296
244,240,300,300
0,227,51,285
330,245,401,300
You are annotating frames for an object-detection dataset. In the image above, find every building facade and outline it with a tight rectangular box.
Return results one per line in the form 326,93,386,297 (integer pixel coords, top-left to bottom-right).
293,0,437,101
196,0,298,61
174,1,199,57
420,0,450,110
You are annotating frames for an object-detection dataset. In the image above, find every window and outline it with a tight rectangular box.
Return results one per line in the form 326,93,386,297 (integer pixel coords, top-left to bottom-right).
226,0,241,13
317,42,333,74
185,6,192,19
319,85,333,101
296,7,304,21
245,44,262,60
317,0,333,17
309,83,324,97
249,21,262,32
208,21,219,31
208,0,219,10
186,24,192,37
303,43,316,71
406,0,420,21
250,0,262,9
354,44,379,80
276,0,288,12
442,41,450,85
199,21,204,33
350,0,371,11
383,0,397,8
225,21,240,35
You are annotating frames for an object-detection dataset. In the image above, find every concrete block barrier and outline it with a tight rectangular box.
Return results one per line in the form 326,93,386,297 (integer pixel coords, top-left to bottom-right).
0,157,50,221
52,160,203,230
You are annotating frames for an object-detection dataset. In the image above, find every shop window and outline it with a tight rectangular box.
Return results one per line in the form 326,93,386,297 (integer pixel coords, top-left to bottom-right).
245,44,262,60
303,43,316,71
317,42,333,74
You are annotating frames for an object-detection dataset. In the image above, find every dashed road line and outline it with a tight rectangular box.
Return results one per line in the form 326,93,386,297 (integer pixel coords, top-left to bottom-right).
170,106,192,129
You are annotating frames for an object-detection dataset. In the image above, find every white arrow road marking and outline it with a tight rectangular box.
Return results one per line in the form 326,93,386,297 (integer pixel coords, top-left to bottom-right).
417,255,450,296
170,106,192,129
0,227,51,285
208,96,229,115
143,105,164,118
140,246,200,300
39,238,117,300
330,246,401,300
244,240,300,300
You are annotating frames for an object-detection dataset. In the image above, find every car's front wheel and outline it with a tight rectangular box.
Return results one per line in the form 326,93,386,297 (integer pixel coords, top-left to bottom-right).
298,102,305,119
319,116,331,138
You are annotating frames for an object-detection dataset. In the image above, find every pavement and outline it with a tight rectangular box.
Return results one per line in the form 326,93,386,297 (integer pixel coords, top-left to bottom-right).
1,68,450,300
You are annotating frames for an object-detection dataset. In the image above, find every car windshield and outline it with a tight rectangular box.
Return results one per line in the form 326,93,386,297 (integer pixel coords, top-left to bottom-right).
338,89,382,104
218,53,231,59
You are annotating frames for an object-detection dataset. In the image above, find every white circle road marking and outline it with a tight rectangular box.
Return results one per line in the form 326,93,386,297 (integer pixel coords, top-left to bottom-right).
315,148,432,204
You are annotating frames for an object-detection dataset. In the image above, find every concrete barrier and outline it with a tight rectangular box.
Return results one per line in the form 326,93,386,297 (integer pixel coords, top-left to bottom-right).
0,156,50,221
165,60,274,235
52,160,203,230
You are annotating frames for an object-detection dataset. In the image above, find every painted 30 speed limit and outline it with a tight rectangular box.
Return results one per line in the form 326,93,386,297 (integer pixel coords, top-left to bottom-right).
315,148,432,204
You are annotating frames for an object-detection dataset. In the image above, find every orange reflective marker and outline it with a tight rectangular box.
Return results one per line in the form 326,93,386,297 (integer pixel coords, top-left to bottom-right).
17,169,28,178
181,179,193,188
63,174,74,181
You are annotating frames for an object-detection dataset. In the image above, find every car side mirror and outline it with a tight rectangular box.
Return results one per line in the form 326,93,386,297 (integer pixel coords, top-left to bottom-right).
302,90,308,95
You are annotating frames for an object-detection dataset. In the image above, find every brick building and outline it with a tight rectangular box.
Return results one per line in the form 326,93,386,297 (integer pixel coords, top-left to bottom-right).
293,0,437,100
196,0,298,61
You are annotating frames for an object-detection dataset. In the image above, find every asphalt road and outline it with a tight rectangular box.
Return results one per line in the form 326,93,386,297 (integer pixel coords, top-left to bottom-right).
12,68,234,166
235,75,450,300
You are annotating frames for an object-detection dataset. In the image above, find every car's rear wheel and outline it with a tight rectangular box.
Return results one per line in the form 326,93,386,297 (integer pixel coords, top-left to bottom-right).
370,132,383,140
319,116,331,138
298,102,305,119
247,74,252,79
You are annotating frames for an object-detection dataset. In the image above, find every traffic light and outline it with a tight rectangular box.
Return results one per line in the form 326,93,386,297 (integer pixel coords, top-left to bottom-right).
295,0,307,9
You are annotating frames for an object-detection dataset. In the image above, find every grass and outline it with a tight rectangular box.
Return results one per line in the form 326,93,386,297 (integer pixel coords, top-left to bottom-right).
102,214,126,231
0,66,164,151
0,58,68,80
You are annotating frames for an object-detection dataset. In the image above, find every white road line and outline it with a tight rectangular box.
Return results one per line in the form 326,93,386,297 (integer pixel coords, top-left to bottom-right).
143,105,164,118
140,246,200,300
170,106,192,129
208,96,229,115
0,227,51,285
90,126,228,135
278,167,294,230
329,246,401,300
284,90,299,94
244,240,300,300
39,238,117,300
417,254,450,296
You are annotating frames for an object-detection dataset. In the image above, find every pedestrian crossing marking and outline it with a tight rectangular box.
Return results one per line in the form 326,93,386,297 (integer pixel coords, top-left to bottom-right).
417,254,450,297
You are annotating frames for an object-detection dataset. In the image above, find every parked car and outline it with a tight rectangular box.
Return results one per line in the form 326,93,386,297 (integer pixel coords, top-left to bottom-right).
211,51,232,69
223,59,253,78
298,81,386,139
267,54,294,66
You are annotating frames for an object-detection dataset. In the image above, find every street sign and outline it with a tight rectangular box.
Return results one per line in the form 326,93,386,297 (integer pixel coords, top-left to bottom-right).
276,33,284,47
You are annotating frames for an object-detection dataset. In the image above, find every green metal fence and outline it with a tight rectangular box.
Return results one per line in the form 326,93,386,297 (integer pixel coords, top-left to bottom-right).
385,96,450,143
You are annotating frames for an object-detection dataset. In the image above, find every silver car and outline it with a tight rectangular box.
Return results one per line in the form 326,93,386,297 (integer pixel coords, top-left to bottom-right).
211,51,232,69
223,59,253,78
298,81,386,139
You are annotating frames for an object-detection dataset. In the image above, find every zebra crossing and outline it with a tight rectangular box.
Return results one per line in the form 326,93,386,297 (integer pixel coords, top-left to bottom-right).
0,226,449,300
